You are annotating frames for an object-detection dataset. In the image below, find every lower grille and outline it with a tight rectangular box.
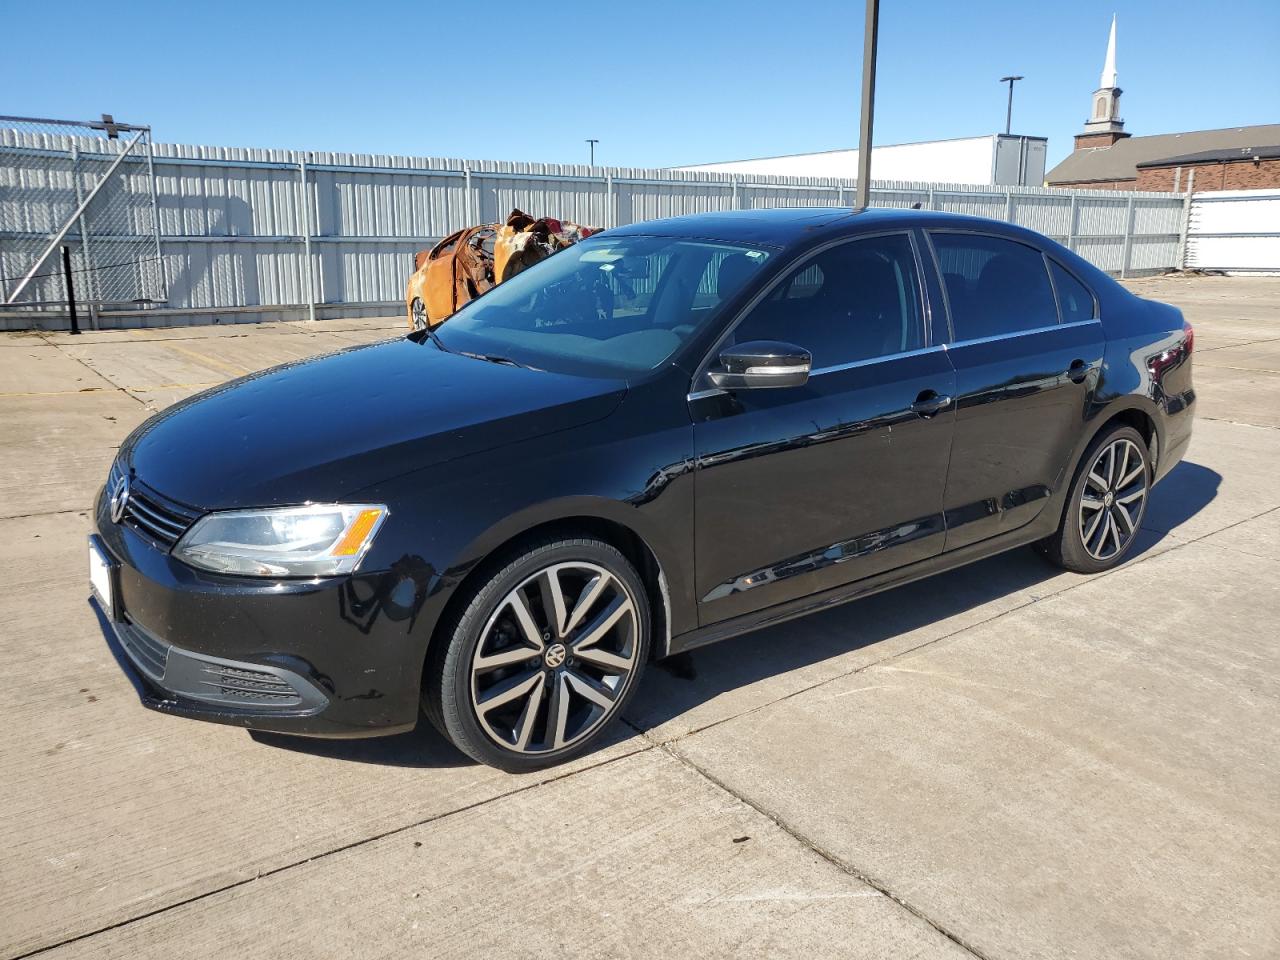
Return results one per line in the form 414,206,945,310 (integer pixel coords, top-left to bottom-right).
112,619,328,714
196,663,301,704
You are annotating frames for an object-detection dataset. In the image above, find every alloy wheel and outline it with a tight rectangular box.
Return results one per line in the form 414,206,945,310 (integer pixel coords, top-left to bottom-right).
1078,437,1147,561
411,298,427,331
469,562,639,755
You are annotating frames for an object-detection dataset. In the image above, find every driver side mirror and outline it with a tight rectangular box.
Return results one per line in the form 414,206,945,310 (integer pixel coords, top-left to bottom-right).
709,340,811,390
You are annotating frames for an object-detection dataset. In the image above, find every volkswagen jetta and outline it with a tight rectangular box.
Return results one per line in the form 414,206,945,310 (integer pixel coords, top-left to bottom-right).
90,208,1195,770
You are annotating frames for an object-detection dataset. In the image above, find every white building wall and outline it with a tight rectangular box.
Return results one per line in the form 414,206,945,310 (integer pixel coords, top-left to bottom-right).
677,136,1045,186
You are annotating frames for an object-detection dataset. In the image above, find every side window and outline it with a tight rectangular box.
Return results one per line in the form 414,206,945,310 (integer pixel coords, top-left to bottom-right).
930,233,1059,341
730,233,924,368
1050,261,1096,324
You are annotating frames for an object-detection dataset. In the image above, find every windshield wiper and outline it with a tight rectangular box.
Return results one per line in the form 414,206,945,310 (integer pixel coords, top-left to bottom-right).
458,350,531,369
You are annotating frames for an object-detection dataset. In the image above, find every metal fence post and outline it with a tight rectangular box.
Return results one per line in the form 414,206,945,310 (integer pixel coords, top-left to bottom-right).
1177,174,1195,269
144,129,166,304
69,144,99,319
1004,187,1014,224
1120,195,1136,279
927,185,935,210
732,176,740,210
463,165,473,226
1067,193,1078,251
298,156,316,322
605,172,614,227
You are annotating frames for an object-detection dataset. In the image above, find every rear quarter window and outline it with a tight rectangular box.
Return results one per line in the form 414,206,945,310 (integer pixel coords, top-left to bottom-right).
1050,261,1097,324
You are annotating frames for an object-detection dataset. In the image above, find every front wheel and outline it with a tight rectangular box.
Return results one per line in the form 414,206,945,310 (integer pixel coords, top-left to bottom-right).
423,537,649,771
410,297,428,331
1040,424,1151,573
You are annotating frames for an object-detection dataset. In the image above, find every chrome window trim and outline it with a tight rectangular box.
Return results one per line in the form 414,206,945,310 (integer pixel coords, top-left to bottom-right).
688,229,928,396
686,318,1103,401
810,343,948,376
944,317,1102,350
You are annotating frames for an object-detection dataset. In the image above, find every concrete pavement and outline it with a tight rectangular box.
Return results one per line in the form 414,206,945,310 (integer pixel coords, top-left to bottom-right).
2,278,1278,959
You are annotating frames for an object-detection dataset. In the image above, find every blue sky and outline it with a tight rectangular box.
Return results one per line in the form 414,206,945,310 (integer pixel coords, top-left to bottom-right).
3,0,1277,170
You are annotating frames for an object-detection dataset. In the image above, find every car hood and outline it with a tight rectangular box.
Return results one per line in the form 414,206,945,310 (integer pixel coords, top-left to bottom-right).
121,337,627,509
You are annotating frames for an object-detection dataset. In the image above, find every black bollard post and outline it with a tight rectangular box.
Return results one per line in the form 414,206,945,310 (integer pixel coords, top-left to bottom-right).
61,245,80,335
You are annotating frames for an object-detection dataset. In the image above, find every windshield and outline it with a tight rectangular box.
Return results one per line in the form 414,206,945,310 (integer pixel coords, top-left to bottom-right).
432,235,772,377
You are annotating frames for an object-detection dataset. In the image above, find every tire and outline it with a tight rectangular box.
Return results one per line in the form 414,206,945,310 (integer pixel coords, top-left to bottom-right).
1039,424,1151,574
423,536,650,772
410,297,428,332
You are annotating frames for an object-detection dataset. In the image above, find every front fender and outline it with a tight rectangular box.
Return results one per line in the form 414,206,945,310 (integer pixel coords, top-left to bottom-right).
353,383,698,676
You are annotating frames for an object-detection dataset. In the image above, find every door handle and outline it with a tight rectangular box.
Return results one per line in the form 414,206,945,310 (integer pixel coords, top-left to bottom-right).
911,390,952,417
1066,359,1090,383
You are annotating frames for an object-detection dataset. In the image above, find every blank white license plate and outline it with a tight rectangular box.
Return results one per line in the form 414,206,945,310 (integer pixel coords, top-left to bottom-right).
88,539,114,617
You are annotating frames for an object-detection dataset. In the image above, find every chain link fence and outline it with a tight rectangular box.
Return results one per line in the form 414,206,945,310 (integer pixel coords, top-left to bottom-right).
0,115,166,318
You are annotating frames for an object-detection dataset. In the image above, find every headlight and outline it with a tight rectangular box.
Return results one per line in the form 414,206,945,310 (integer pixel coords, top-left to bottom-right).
174,504,388,577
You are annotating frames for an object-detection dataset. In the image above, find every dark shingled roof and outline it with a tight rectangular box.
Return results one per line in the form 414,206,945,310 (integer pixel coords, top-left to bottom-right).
1135,144,1280,167
1045,124,1280,185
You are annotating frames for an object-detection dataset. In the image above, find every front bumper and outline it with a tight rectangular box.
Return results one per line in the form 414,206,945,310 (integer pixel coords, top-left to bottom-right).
92,495,428,738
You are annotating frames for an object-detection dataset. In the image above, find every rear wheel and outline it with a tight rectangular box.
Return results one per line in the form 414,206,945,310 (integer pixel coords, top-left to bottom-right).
423,536,649,771
410,297,427,331
1040,424,1151,573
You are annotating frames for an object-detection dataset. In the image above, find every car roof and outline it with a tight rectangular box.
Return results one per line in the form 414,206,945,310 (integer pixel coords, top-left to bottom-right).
601,207,1024,249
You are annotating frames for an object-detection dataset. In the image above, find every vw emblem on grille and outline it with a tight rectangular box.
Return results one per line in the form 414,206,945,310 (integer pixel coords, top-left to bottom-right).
109,474,131,524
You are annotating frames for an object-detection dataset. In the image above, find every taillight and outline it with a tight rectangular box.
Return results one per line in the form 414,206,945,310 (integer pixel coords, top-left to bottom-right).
1182,319,1194,355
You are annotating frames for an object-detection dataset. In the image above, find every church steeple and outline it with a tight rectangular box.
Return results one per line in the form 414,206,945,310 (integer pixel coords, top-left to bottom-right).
1076,15,1130,149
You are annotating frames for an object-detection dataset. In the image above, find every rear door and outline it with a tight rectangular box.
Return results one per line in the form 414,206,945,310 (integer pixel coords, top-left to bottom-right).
928,230,1105,551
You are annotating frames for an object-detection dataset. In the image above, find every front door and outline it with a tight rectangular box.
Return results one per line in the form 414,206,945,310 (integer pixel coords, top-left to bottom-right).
691,232,956,625
928,231,1106,550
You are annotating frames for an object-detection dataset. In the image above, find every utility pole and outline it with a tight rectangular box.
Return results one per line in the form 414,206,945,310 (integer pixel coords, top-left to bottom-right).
1000,75,1023,135
854,0,879,208
586,139,599,167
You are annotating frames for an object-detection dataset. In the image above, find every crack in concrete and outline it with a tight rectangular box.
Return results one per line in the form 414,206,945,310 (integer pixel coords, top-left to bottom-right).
33,333,147,410
653,736,996,960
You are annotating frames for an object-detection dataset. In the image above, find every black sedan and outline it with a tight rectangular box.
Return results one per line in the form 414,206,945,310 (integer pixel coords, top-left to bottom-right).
90,208,1195,770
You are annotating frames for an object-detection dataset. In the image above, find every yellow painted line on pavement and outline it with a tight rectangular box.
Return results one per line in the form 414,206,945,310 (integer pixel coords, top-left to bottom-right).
0,381,221,399
163,341,252,377
0,388,109,398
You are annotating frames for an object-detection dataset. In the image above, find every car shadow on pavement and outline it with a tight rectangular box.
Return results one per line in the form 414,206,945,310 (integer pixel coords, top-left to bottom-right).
249,459,1219,767
1141,460,1222,544
624,459,1221,737
249,723,473,769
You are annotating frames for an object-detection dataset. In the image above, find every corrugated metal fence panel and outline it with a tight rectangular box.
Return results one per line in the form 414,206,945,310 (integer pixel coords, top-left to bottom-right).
1186,190,1280,273
1011,191,1073,239
1,129,1193,315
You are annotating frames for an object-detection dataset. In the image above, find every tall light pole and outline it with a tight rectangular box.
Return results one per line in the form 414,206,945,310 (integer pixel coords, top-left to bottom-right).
854,0,879,208
999,75,1023,135
586,139,599,167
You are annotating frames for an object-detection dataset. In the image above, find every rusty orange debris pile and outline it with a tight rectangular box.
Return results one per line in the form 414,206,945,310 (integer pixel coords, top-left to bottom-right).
406,209,600,329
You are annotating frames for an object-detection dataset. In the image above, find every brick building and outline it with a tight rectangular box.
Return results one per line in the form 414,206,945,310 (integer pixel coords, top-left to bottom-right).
1045,17,1280,192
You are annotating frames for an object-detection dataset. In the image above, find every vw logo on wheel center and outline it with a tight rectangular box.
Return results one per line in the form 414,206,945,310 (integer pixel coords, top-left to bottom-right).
543,643,567,668
109,475,131,524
